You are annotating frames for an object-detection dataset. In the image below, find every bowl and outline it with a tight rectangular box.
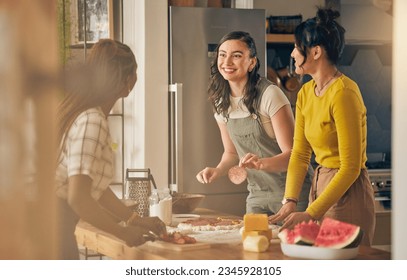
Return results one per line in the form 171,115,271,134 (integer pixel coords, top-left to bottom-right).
280,243,359,260
171,193,205,214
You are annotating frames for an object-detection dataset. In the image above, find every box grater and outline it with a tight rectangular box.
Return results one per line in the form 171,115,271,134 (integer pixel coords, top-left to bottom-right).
124,168,157,217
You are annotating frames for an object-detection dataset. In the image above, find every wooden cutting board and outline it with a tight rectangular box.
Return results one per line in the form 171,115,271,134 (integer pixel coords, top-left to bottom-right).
146,240,211,251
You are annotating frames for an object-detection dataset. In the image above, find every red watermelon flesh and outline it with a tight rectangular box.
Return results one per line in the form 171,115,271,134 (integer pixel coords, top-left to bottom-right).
314,217,362,249
278,220,320,245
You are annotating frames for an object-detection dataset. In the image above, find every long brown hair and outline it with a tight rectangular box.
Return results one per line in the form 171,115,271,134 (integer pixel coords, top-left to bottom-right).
57,39,137,148
208,31,261,116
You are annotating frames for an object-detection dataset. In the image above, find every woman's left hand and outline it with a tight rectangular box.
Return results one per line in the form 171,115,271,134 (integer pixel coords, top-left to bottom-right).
240,153,263,170
279,212,314,231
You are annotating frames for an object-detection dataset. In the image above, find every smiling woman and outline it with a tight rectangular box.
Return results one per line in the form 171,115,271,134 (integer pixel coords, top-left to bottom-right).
196,31,313,216
268,7,376,247
217,39,257,85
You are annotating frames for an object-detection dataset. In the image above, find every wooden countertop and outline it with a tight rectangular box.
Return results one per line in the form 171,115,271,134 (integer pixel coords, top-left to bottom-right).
75,208,391,260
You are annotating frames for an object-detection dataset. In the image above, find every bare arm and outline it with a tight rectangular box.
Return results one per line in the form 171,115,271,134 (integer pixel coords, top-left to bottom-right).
67,175,126,237
215,121,240,175
98,187,132,222
67,175,164,246
261,104,294,172
240,104,294,173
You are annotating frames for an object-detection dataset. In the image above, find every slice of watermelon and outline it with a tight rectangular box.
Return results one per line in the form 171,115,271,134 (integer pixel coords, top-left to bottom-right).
278,220,320,246
314,217,362,249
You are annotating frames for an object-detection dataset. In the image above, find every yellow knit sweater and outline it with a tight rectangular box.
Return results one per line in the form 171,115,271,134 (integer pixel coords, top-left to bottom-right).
285,74,367,218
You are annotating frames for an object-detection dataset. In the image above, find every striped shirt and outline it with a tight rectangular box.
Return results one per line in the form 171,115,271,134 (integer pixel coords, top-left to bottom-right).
55,107,114,200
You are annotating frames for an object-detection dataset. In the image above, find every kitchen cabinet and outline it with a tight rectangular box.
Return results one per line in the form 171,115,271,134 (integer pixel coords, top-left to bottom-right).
266,33,294,44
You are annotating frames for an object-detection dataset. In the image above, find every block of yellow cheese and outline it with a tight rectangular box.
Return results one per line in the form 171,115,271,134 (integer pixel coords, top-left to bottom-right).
244,213,269,231
242,229,273,242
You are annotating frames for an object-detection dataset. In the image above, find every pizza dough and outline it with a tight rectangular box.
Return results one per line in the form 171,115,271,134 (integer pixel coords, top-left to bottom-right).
228,165,247,184
177,217,244,231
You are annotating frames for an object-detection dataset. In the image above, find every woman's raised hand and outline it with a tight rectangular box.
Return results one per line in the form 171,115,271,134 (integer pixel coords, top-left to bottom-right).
239,153,263,170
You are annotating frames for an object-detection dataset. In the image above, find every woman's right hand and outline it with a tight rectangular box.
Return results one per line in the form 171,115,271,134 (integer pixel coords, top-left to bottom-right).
196,167,220,184
239,153,264,170
268,202,296,226
120,225,152,247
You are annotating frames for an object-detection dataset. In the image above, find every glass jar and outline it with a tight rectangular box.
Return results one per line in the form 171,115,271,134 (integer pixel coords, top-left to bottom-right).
149,188,172,226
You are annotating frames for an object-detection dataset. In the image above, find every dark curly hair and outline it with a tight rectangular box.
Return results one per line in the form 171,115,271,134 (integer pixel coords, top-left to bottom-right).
294,7,346,67
208,31,261,116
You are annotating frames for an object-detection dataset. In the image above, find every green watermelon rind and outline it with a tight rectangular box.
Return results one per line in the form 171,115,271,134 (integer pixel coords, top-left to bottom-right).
314,218,362,249
344,229,364,248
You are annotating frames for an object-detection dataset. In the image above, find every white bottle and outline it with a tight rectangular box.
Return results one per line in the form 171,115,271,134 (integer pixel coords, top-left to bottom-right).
149,188,172,226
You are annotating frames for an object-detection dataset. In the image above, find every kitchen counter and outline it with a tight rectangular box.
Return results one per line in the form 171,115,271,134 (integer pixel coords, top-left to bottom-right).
75,209,391,260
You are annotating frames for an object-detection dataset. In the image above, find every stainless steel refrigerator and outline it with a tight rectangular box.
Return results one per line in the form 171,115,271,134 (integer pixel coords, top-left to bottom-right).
168,6,266,216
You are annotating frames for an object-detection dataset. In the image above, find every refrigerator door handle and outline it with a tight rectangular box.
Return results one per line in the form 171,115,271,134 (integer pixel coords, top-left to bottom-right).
169,83,183,194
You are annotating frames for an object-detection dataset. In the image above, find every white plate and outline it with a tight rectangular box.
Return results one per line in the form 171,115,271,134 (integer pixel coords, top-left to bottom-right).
281,243,359,260
171,214,200,226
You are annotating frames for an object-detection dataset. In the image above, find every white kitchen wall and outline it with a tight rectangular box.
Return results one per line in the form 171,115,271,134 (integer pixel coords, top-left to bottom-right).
340,1,392,42
392,0,407,260
123,0,169,188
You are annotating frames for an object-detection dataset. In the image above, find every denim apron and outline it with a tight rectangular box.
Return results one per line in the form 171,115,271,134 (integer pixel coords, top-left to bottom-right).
224,79,312,215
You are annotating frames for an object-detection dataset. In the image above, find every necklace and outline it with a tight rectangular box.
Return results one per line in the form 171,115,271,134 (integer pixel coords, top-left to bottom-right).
231,96,244,111
315,69,339,96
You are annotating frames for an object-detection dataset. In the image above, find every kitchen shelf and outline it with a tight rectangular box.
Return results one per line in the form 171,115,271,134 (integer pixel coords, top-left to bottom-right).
266,33,295,44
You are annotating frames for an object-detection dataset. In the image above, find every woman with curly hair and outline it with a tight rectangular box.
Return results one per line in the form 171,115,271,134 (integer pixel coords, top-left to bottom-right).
196,31,313,216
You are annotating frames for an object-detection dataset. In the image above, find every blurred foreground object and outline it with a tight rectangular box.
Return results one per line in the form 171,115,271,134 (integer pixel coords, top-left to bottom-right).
0,0,59,259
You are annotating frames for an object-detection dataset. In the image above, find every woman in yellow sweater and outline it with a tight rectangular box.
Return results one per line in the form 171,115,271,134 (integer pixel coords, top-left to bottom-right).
269,8,375,245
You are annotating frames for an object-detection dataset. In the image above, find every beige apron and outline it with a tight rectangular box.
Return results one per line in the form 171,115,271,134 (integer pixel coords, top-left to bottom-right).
225,78,313,215
310,166,376,246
